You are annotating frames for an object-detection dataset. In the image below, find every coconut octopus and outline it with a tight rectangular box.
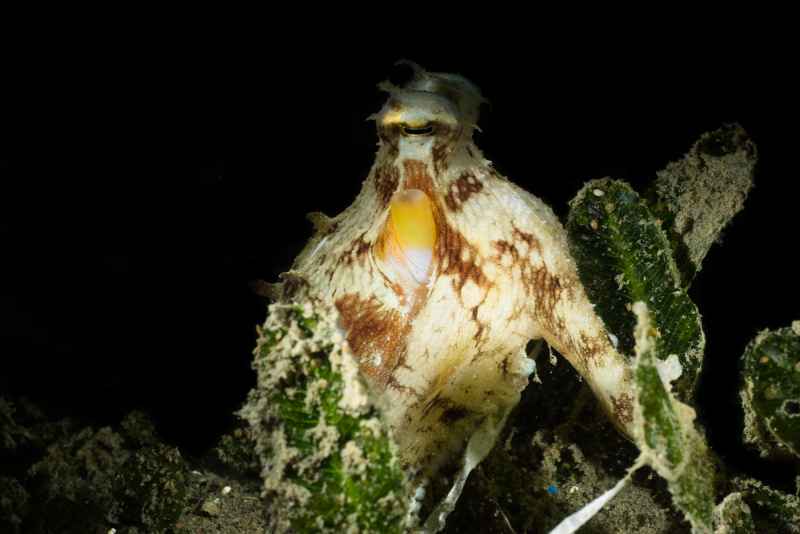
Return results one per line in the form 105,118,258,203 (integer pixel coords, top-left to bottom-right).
274,63,634,480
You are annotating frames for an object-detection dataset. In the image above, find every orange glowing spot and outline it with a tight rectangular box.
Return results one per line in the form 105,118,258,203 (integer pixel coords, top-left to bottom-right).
377,189,437,288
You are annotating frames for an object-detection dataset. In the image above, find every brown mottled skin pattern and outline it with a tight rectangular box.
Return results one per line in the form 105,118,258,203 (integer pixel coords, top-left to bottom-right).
444,171,484,212
374,164,400,207
278,68,635,475
611,393,635,426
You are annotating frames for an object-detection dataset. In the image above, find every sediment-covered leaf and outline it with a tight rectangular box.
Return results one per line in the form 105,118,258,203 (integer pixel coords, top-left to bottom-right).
239,301,415,533
567,179,705,400
632,302,716,533
740,322,800,459
648,124,756,285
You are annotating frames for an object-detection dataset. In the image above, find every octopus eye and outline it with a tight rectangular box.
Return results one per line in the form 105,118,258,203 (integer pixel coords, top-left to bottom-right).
402,123,435,136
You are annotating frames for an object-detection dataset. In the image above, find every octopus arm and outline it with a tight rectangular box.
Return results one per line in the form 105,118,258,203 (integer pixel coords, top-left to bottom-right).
508,184,637,435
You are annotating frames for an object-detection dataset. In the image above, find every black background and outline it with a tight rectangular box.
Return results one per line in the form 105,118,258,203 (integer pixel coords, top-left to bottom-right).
1,38,797,487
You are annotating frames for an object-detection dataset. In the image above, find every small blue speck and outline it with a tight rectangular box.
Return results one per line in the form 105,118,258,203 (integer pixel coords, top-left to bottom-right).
547,484,558,495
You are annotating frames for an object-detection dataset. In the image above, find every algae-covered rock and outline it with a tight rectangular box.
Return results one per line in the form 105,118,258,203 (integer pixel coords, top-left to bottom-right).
567,179,705,401
1,397,35,451
114,443,189,532
0,475,29,534
214,423,260,477
25,412,191,534
648,124,756,285
740,323,800,459
239,300,415,533
27,425,129,531
0,398,270,533
119,409,159,448
0,396,68,455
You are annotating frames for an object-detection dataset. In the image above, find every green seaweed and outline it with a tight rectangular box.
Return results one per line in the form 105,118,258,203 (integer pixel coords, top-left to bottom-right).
740,323,800,459
240,301,414,533
567,179,705,401
632,303,716,533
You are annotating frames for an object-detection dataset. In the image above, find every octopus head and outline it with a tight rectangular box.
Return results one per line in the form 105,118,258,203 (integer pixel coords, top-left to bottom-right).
362,65,492,305
372,62,486,168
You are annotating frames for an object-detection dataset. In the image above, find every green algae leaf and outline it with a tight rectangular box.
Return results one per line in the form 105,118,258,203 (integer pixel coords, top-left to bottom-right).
567,179,705,401
647,124,756,286
732,477,800,533
740,322,800,459
239,301,416,534
632,302,716,533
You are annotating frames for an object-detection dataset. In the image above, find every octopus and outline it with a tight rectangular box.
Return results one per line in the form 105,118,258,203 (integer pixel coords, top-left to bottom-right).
273,62,634,478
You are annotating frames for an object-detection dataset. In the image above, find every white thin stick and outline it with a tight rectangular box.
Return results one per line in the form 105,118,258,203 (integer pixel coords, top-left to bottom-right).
548,457,644,534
